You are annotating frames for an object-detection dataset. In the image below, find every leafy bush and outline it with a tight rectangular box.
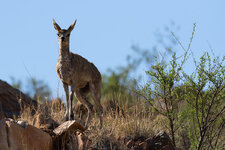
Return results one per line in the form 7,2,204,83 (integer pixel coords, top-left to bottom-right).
139,53,186,147
183,52,225,149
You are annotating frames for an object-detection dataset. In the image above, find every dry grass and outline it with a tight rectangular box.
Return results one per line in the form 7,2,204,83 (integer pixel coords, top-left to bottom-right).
18,98,65,127
87,113,155,149
17,96,171,149
85,98,169,149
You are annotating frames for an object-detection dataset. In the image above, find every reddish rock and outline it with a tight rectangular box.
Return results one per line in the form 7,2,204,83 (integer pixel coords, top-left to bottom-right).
0,118,52,150
0,80,37,118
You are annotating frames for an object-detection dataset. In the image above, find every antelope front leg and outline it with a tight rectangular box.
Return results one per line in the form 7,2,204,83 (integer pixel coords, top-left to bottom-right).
69,91,75,120
63,82,69,121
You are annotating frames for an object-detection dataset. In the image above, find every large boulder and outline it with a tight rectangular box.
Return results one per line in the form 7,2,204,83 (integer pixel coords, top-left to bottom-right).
0,118,52,150
53,120,90,150
0,80,37,118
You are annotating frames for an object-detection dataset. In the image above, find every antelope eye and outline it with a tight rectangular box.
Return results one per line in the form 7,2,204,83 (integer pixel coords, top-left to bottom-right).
57,33,60,36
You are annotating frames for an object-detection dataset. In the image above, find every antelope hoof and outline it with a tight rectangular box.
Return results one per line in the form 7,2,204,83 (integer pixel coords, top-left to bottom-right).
70,113,74,120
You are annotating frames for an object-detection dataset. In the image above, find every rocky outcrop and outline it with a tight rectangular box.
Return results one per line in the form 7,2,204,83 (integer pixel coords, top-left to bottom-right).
52,120,90,150
0,118,52,150
0,118,90,150
0,80,37,118
125,131,181,150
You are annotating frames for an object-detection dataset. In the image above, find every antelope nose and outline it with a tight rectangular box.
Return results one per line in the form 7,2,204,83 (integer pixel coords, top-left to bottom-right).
61,37,65,41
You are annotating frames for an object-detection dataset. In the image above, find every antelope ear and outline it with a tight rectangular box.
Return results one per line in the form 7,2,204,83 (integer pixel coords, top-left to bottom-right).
53,19,61,31
67,19,77,32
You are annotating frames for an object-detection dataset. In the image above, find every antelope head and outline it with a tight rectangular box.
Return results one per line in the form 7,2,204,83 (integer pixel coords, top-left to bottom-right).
53,19,77,47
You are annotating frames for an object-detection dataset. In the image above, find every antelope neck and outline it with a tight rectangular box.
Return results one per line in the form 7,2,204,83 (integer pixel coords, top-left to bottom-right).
59,44,70,59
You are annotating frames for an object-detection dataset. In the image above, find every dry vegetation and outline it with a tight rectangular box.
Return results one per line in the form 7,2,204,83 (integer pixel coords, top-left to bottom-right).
17,94,174,149
15,62,225,150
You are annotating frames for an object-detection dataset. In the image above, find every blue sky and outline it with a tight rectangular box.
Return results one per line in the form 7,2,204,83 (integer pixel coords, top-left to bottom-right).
1,1,225,98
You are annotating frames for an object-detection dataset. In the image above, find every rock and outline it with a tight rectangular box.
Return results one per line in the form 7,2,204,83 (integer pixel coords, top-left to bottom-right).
152,131,173,147
0,80,37,118
0,118,52,150
53,120,87,150
53,120,85,135
142,131,175,150
125,131,178,150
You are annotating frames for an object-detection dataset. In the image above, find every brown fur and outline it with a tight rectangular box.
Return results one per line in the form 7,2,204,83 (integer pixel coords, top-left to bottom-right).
53,19,103,127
